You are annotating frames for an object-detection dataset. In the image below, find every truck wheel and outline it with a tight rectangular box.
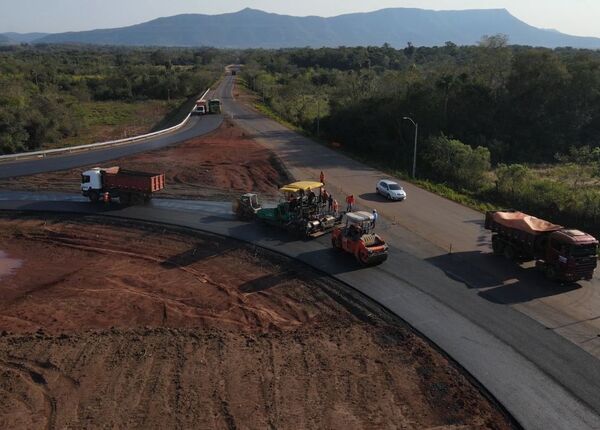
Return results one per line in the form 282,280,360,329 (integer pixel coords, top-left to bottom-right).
503,245,515,260
356,249,369,265
88,191,99,203
492,237,504,255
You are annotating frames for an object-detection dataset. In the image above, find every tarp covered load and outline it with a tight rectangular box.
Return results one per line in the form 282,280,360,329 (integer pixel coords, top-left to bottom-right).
492,211,563,234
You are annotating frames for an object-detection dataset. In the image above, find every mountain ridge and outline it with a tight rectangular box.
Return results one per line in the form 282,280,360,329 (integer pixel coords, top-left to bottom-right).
1,32,50,43
33,8,600,49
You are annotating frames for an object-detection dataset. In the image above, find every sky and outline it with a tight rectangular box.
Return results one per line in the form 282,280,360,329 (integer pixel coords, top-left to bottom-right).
1,0,599,38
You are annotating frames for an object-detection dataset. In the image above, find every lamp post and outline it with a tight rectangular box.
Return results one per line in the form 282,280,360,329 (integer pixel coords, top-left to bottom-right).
403,116,418,178
316,97,320,138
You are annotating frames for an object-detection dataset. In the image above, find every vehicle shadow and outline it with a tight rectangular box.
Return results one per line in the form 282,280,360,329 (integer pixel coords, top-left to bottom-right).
294,247,374,275
218,219,308,248
426,250,582,304
358,192,402,203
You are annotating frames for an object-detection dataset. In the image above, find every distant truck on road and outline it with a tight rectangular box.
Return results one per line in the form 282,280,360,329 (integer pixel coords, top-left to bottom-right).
193,99,208,115
485,210,598,281
193,99,221,115
81,167,165,205
208,99,221,114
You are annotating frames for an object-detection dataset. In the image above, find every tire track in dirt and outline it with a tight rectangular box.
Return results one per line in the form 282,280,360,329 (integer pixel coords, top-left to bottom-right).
0,359,57,430
0,215,517,429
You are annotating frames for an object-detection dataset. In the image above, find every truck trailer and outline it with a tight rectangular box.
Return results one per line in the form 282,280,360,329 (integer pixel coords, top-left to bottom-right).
485,210,598,281
208,99,221,114
81,167,165,205
193,99,221,115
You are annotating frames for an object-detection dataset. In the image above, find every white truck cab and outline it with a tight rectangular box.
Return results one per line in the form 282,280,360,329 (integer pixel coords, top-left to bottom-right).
81,168,103,194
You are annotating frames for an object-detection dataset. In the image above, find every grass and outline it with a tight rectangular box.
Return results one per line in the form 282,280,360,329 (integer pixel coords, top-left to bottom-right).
253,103,303,133
45,99,184,150
47,73,223,150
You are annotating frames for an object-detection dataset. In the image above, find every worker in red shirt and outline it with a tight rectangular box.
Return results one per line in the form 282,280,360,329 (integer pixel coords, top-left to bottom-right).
319,171,325,184
345,194,355,212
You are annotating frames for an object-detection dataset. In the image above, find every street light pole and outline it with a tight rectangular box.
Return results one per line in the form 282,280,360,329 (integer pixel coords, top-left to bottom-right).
316,98,320,138
403,116,418,178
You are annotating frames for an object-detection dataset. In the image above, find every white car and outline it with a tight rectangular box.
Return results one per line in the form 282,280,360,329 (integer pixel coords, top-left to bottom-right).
376,179,407,201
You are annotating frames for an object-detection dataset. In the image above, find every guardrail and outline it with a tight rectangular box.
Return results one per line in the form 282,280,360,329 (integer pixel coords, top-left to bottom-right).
0,88,211,164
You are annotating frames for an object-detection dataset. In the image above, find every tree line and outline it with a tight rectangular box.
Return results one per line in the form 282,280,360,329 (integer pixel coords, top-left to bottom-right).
0,45,230,154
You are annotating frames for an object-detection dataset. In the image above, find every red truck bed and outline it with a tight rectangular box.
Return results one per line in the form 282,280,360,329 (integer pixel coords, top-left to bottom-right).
484,210,562,256
102,167,165,193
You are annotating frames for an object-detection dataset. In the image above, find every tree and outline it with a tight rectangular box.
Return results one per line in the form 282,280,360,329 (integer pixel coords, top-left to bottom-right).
422,135,491,190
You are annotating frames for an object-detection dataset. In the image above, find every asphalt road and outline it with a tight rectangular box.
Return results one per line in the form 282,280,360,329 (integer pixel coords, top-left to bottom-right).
226,75,600,356
0,103,223,179
2,73,600,428
1,194,599,430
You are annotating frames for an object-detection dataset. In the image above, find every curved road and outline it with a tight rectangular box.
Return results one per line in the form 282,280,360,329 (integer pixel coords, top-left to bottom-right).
0,100,224,179
1,75,600,428
0,194,599,429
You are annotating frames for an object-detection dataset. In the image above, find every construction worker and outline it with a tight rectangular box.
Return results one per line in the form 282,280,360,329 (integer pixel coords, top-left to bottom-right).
332,199,339,215
345,194,355,212
321,188,328,205
372,209,378,228
298,188,305,202
307,187,316,205
327,194,334,212
320,171,325,184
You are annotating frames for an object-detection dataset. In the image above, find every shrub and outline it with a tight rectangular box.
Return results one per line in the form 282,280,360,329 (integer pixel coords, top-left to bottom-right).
422,135,491,190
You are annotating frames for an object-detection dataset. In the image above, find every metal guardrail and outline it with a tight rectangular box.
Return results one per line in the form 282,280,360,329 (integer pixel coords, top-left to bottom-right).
0,88,211,164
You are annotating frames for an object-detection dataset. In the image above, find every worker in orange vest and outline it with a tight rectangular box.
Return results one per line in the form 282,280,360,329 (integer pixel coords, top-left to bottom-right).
332,199,339,215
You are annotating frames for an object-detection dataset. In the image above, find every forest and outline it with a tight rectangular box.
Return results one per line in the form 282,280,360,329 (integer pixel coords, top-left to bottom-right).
2,41,600,233
0,45,229,154
238,38,600,234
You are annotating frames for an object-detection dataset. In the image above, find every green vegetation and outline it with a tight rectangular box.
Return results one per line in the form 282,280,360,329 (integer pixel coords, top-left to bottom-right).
0,45,230,154
56,99,183,149
238,40,600,235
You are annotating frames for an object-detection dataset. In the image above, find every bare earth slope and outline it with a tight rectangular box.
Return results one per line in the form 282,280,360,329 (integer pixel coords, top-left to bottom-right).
0,214,512,429
0,120,289,200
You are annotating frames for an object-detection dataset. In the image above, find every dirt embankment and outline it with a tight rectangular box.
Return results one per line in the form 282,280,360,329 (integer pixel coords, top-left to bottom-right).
0,120,290,200
0,214,514,430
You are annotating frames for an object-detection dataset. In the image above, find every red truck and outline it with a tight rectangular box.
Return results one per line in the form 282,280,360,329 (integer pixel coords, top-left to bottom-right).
485,210,598,281
81,166,165,205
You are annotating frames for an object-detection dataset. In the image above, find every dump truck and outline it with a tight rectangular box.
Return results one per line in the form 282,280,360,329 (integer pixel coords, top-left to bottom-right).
193,100,208,115
331,211,388,265
485,210,598,281
208,99,221,114
81,167,165,205
233,181,341,238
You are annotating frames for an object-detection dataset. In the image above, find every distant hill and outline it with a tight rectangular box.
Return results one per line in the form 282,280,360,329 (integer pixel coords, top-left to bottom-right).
0,34,13,45
3,32,50,43
34,7,600,49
